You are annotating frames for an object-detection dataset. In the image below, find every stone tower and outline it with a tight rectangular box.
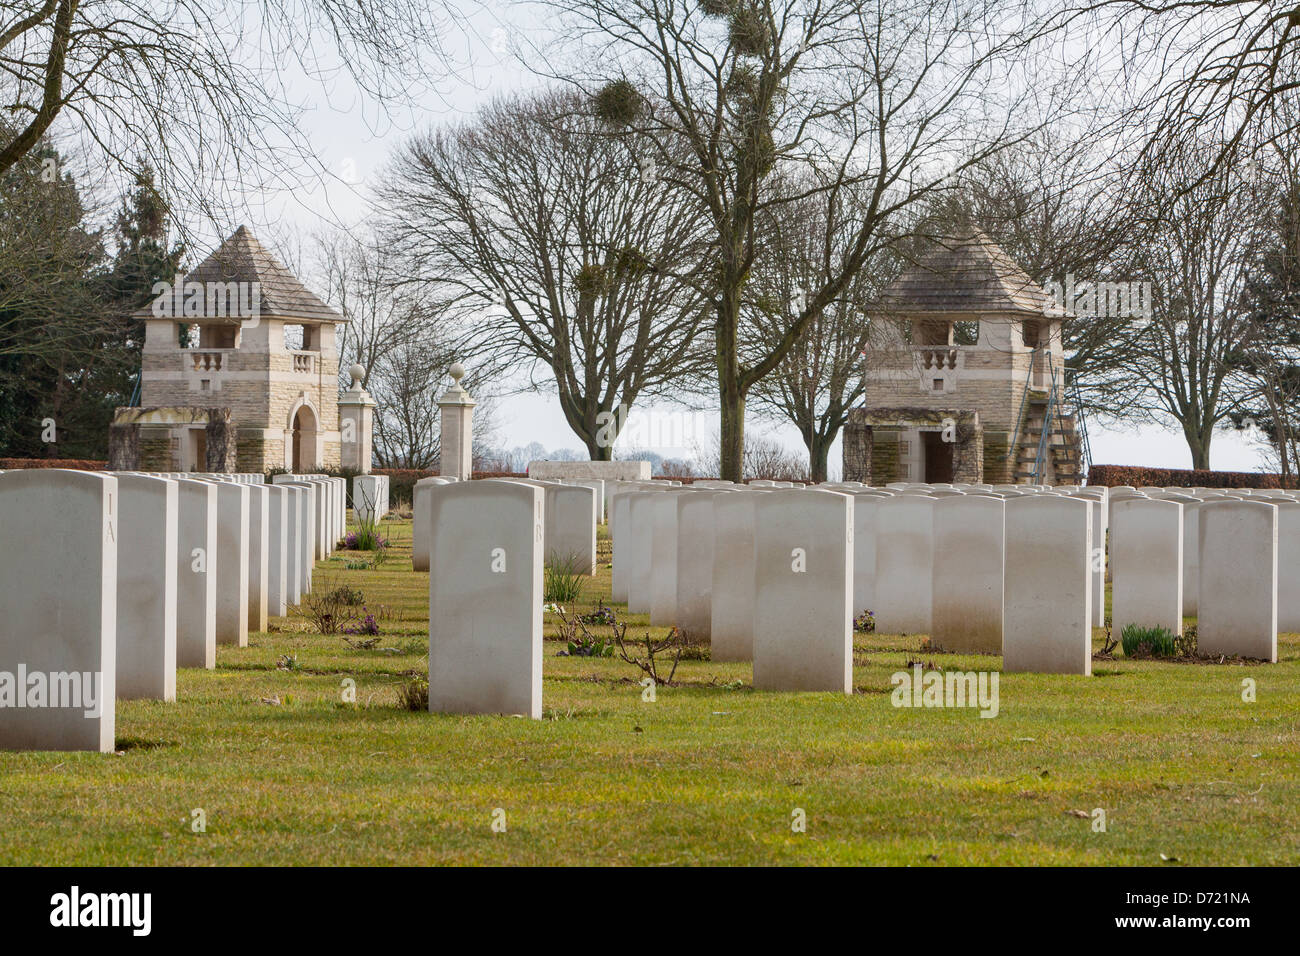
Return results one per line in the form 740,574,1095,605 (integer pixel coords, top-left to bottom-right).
843,232,1086,485
109,226,357,473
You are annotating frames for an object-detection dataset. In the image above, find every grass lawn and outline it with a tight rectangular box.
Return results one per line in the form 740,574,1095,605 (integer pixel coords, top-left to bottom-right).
2,515,1297,866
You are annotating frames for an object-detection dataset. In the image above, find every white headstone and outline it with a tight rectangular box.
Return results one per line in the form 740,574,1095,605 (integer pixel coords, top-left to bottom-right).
245,484,270,634
874,496,935,635
428,481,543,716
1003,495,1092,674
570,478,605,521
265,485,290,617
412,476,453,572
625,492,658,615
850,493,882,621
610,492,632,603
1198,500,1278,661
711,491,756,661
544,484,597,575
675,491,718,640
281,485,304,604
1277,501,1300,632
113,475,178,700
282,482,315,597
353,474,390,525
931,495,1005,653
752,490,853,692
211,482,250,647
0,471,117,751
1111,497,1184,639
649,492,681,625
1154,493,1200,617
173,478,218,669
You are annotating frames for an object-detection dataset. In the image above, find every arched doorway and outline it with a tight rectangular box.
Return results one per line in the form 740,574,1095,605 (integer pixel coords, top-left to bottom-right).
290,403,319,472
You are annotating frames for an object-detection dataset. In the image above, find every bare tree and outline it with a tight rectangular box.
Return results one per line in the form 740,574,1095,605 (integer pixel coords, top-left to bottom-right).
313,225,439,391
0,2,475,224
546,0,1071,480
309,223,477,469
1067,2,1300,183
1237,108,1300,486
744,178,891,481
378,87,711,459
1112,139,1270,469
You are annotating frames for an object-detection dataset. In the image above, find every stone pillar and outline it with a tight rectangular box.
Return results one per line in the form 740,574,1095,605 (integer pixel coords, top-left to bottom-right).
437,362,476,480
337,364,376,474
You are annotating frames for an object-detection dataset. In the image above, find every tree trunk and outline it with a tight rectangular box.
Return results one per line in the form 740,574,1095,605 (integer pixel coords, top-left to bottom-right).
585,432,614,461
1184,425,1211,470
717,291,745,482
808,432,831,483
720,386,745,482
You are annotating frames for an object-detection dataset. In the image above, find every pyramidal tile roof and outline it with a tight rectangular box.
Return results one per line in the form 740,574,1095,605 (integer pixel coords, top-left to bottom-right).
136,225,344,323
879,231,1057,316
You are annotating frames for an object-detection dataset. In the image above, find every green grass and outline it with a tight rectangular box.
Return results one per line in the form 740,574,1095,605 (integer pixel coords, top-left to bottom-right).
1,515,1298,865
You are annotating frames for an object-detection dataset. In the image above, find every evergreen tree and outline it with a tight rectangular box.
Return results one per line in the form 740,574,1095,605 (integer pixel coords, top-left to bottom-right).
0,137,106,457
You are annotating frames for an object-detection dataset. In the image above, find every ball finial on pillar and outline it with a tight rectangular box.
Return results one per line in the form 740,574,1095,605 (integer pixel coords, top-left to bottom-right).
438,361,476,480
349,364,365,390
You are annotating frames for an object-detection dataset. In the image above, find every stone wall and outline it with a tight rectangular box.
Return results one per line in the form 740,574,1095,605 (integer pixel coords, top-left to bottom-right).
107,406,238,471
842,408,982,484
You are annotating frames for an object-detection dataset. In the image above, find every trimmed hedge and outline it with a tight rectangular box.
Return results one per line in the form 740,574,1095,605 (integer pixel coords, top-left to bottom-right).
1087,464,1284,489
0,458,107,470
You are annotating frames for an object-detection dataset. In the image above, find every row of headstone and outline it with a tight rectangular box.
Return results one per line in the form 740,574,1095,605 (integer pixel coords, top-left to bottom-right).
613,484,1101,680
614,479,1287,675
0,469,344,751
415,475,1290,720
1108,493,1282,661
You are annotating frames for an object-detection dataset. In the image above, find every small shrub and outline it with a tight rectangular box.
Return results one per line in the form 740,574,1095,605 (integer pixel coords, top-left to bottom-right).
579,602,618,627
1121,623,1179,658
854,610,876,633
342,516,389,553
398,677,429,712
327,584,365,606
294,574,363,635
613,624,684,686
343,611,381,637
544,557,585,603
550,604,615,658
371,603,406,624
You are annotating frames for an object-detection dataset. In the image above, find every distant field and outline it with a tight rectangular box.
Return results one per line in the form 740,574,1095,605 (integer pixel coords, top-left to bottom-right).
1,516,1296,866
